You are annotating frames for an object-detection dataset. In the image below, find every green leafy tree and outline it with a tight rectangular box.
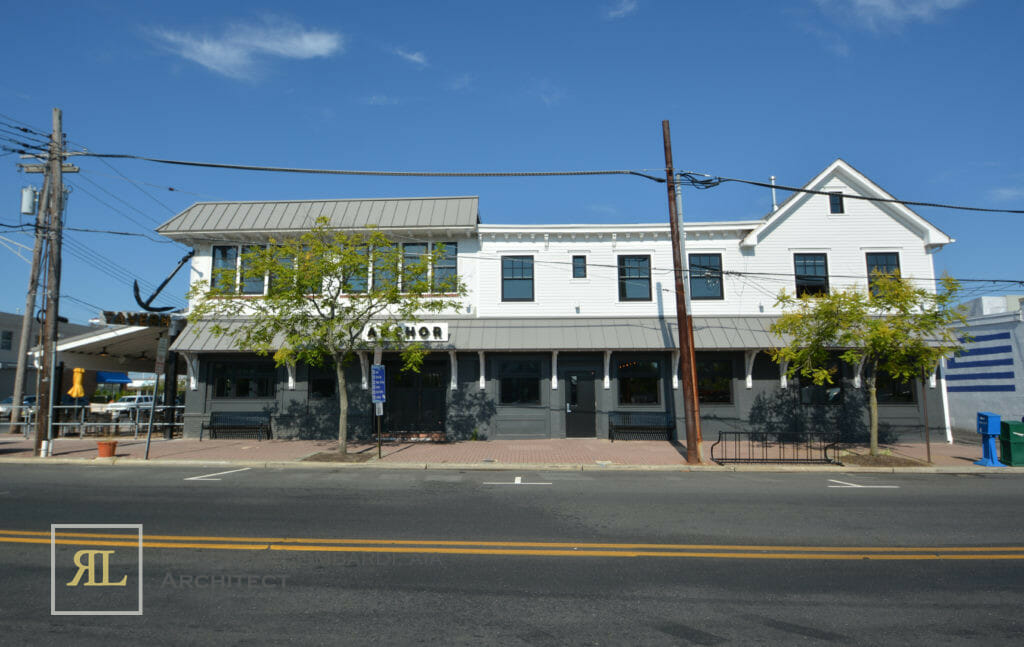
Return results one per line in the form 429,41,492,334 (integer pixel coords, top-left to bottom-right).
770,273,965,456
187,217,466,453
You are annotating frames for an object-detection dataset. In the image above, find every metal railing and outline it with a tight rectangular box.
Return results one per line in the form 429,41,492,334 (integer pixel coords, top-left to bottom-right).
710,431,839,465
8,405,185,439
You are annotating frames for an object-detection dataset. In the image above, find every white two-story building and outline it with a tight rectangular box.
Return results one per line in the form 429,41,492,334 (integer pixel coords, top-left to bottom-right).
159,159,953,443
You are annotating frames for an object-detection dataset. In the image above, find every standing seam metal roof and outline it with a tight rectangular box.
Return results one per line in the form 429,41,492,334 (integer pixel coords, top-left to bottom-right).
157,197,480,235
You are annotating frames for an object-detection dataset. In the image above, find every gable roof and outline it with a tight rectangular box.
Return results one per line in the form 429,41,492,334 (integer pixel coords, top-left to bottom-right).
156,196,479,239
740,159,954,249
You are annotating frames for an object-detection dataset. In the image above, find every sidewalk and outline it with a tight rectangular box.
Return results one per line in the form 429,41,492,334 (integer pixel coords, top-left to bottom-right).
0,432,1017,472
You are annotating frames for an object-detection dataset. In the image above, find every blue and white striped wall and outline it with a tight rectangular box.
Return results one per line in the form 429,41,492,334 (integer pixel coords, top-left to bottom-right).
944,310,1024,435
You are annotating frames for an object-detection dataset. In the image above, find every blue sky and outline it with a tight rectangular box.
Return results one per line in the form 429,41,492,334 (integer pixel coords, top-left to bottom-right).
1,0,1021,323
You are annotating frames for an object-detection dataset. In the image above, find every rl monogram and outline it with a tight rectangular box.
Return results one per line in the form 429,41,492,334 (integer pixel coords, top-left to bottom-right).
66,550,128,587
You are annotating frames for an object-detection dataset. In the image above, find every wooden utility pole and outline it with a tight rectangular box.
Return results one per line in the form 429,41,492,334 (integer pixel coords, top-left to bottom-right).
662,120,702,464
33,108,65,456
10,177,49,436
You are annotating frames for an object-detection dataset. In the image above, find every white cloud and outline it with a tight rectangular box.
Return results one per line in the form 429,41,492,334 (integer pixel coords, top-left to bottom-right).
365,95,400,106
393,47,428,66
606,0,638,19
815,0,970,30
989,187,1024,202
449,73,473,91
531,80,565,106
799,22,851,56
153,17,343,79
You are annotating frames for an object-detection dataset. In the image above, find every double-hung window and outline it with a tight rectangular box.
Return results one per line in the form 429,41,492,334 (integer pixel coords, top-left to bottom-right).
402,243,428,293
617,255,651,301
794,253,829,297
432,242,458,292
211,246,238,292
239,245,266,295
866,252,901,296
829,192,845,214
572,255,587,278
372,244,398,292
689,253,723,300
502,256,534,302
0,330,12,351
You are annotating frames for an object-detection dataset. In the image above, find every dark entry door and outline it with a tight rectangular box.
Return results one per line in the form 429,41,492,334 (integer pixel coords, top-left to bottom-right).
385,361,447,433
565,370,596,438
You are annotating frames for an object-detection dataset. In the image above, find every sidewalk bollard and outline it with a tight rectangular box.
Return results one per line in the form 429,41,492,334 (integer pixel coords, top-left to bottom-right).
40,440,50,457
975,412,1006,467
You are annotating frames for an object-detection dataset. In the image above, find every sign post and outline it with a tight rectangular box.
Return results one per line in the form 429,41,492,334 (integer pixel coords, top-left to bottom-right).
371,363,385,459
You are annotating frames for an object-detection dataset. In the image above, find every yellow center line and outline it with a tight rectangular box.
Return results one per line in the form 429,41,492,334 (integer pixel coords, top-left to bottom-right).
1,529,1023,560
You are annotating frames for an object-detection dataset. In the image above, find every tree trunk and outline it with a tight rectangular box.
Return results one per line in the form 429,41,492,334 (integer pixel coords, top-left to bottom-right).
335,355,349,454
866,373,879,456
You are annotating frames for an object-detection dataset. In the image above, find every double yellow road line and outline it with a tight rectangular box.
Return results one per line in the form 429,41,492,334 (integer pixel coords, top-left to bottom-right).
2,529,1024,560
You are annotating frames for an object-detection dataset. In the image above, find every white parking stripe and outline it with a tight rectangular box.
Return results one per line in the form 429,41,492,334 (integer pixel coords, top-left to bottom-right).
185,467,252,481
828,479,899,489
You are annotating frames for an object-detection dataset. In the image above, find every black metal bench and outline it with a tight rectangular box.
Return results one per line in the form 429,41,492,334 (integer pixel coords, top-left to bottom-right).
200,411,272,441
608,412,675,441
710,431,838,464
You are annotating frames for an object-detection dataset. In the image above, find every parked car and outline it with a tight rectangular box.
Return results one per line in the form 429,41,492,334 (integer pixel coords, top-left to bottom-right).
107,395,155,421
0,395,36,421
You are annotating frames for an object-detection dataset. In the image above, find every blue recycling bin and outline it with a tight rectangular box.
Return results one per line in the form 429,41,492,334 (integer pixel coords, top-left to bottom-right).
976,412,1006,467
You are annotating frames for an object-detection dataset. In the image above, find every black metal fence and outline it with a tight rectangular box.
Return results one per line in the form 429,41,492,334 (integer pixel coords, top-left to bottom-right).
710,431,839,464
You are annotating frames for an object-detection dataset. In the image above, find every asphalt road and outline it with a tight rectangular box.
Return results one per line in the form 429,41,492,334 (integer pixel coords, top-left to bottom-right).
1,464,1022,645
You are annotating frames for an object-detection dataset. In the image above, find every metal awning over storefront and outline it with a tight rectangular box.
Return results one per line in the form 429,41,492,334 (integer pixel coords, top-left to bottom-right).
41,325,167,372
172,316,787,353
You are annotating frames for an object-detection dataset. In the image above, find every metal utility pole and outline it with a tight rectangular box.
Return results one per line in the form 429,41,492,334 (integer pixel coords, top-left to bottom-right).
33,109,66,456
10,178,49,436
662,120,702,464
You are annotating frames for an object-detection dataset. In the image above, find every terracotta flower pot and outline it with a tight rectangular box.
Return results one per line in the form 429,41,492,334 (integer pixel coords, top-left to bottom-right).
97,440,117,458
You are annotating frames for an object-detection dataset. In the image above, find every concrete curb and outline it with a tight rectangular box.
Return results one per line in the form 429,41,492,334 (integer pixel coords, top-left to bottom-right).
3,455,1024,474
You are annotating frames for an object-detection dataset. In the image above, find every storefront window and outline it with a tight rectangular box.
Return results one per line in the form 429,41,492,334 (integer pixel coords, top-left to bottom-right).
499,359,541,405
618,358,660,405
875,369,915,404
697,357,733,403
211,361,276,399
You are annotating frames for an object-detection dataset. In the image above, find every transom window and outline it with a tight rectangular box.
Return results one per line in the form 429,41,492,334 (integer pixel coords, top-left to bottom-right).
502,256,534,302
866,252,901,296
618,255,652,301
572,255,587,279
689,253,723,300
829,192,845,214
618,358,661,405
794,253,829,297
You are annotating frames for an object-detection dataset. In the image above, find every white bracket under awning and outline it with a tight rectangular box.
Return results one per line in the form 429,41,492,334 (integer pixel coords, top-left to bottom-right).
449,351,458,391
779,359,789,389
286,363,296,391
744,350,759,389
358,352,369,390
672,350,680,389
478,351,486,390
852,356,866,389
181,352,198,391
603,351,611,390
551,351,559,390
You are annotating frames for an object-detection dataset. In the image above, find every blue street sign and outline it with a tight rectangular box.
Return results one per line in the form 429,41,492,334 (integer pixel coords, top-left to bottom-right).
371,365,386,404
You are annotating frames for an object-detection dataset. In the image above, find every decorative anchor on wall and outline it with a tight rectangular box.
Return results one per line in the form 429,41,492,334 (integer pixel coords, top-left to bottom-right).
133,250,195,313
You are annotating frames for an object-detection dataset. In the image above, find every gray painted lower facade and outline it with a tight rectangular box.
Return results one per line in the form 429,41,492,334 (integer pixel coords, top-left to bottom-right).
181,350,942,443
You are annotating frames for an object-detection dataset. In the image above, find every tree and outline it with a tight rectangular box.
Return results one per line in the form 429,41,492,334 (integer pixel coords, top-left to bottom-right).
187,217,466,453
770,272,965,456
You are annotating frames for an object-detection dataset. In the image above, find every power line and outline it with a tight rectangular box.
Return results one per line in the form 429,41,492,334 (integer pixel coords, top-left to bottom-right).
77,167,218,199
64,179,180,245
73,151,667,182
675,171,1024,215
0,221,171,238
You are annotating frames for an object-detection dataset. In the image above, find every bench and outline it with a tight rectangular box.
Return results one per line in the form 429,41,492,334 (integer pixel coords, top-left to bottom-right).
608,412,674,441
200,411,272,441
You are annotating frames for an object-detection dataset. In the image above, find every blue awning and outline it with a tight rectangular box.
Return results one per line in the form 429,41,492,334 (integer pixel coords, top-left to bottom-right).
95,371,132,384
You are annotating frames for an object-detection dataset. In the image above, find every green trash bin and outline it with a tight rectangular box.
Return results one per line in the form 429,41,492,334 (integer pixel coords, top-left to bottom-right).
999,421,1024,466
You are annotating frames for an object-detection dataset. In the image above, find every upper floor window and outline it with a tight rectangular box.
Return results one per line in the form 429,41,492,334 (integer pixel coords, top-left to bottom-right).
239,245,266,295
402,243,428,292
502,256,534,302
211,245,238,292
618,255,651,301
794,253,829,297
866,252,901,296
1,330,12,351
828,192,845,214
572,255,587,279
372,244,398,293
433,242,458,292
689,253,723,300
